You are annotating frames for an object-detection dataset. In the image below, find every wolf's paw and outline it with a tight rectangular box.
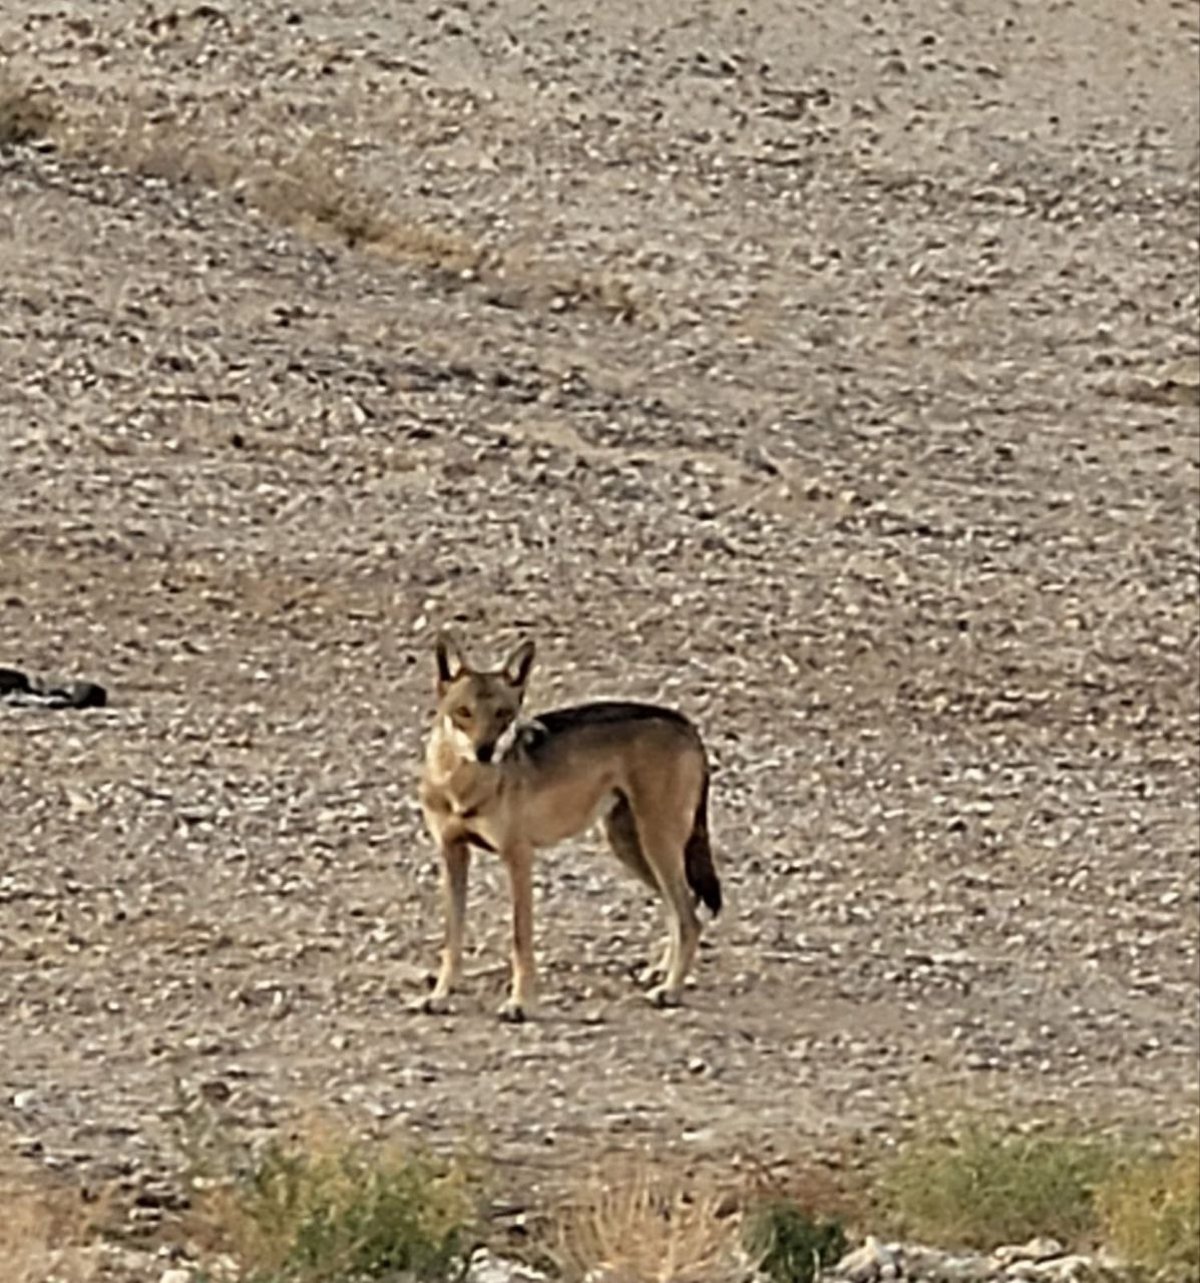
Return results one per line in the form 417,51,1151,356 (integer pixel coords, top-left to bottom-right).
414,993,452,1016
638,963,666,989
646,984,682,1009
498,998,529,1024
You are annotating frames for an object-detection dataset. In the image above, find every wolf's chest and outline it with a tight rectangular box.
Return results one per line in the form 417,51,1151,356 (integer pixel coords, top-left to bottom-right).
421,771,507,854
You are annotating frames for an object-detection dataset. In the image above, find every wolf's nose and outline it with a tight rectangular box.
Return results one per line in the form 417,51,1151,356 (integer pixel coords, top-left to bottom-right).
476,743,495,763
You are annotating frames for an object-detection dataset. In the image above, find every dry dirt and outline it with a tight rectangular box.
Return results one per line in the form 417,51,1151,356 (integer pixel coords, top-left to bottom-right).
1,0,1198,1241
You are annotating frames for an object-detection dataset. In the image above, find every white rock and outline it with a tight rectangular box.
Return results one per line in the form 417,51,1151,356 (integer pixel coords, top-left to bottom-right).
993,1237,1066,1265
835,1236,896,1282
467,1247,551,1283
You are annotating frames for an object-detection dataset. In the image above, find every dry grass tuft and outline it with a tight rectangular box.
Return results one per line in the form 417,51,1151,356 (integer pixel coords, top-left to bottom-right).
0,1166,108,1283
1096,1133,1200,1281
547,1155,747,1283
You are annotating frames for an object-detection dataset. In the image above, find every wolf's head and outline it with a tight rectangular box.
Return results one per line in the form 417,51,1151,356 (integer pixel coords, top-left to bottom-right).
433,633,536,763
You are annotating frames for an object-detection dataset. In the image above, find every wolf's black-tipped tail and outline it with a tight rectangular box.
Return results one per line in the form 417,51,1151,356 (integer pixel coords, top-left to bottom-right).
684,774,722,915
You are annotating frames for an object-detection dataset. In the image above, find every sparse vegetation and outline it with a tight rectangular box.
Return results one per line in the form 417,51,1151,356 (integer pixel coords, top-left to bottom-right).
5,1114,1200,1281
191,1121,481,1282
882,1123,1117,1250
1096,1133,1200,1281
27,91,642,321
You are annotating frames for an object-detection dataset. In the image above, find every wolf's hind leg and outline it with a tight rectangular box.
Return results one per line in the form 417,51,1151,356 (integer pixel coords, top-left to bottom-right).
627,795,701,1008
602,792,658,890
603,793,673,984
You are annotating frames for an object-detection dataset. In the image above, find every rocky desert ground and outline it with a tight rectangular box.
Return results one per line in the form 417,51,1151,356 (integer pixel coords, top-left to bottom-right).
1,0,1198,1268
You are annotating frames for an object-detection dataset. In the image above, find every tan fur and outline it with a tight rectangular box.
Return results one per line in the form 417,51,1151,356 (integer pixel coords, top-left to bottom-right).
416,633,721,1022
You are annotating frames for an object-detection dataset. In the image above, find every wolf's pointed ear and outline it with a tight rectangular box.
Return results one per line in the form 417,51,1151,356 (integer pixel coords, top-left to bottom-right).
435,632,467,689
503,639,536,689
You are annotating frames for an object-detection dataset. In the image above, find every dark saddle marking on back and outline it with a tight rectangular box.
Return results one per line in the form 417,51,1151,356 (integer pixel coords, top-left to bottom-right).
515,701,691,758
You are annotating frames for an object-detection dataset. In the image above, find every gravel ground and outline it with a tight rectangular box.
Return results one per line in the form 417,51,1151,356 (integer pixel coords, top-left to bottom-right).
1,0,1197,1240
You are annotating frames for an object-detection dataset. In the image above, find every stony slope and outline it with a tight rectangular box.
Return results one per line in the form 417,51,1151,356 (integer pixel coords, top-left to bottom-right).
0,0,1197,1234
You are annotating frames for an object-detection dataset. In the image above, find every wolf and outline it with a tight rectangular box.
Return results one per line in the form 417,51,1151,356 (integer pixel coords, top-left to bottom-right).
416,634,721,1022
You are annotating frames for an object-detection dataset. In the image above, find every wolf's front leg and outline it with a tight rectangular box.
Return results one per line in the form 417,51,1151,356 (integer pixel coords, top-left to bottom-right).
499,841,536,1022
419,836,471,1014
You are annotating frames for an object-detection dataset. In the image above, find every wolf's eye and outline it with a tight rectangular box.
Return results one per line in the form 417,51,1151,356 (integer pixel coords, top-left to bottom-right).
455,706,473,722
496,710,513,728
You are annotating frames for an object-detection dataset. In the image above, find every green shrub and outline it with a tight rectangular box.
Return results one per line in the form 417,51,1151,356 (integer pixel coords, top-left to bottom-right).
882,1126,1114,1250
743,1201,848,1283
203,1124,478,1282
